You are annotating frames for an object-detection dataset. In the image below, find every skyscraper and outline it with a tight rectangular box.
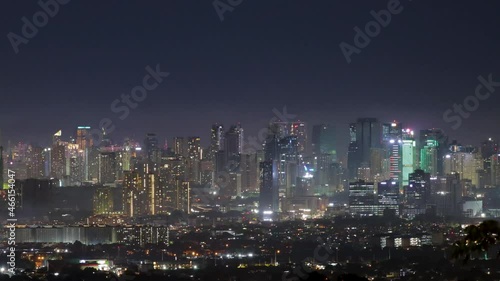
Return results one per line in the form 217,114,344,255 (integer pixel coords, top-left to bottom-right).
259,160,279,221
382,121,402,185
93,187,114,215
312,124,336,160
144,133,160,164
50,144,66,180
406,169,431,212
419,129,448,176
225,124,243,162
76,126,93,151
402,129,417,187
209,123,224,161
348,118,381,180
99,152,117,184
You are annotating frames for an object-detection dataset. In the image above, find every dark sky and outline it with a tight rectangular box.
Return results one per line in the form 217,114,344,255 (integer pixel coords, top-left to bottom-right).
2,1,500,158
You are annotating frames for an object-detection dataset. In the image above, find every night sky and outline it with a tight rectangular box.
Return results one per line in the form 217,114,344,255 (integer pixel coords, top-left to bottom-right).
2,1,500,158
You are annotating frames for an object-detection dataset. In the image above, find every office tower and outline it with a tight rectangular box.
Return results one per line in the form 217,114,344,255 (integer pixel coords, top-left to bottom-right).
225,125,243,162
481,138,498,186
329,163,344,193
382,121,403,185
357,163,371,182
370,148,385,181
26,145,45,179
377,180,400,215
146,172,158,215
419,129,448,176
269,121,307,154
99,152,117,184
173,137,188,158
420,139,438,176
312,124,336,157
406,169,430,210
144,133,160,164
123,171,141,217
200,159,215,186
93,187,114,215
50,143,66,180
278,136,299,194
444,173,463,216
53,130,62,145
209,124,224,161
87,147,100,182
348,180,377,216
214,150,226,175
348,118,381,180
186,137,201,183
240,153,258,193
402,129,417,187
259,160,279,221
491,154,500,186
347,123,360,180
316,153,334,195
76,126,93,151
178,181,191,214
444,145,481,187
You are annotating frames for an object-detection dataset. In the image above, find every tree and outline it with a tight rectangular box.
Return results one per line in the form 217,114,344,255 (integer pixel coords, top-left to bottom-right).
453,220,500,262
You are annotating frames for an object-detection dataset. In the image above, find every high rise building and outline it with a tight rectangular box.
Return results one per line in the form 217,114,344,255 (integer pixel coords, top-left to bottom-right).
76,126,93,151
348,118,381,180
225,125,243,162
93,187,114,215
26,145,44,179
123,171,141,217
173,137,188,158
420,139,438,176
53,130,62,145
377,180,400,215
186,137,201,183
491,154,500,186
419,129,448,176
178,181,191,214
144,133,160,164
99,152,117,184
50,144,66,180
402,129,417,187
259,160,279,221
406,169,431,210
269,121,307,154
209,124,224,161
382,121,403,186
312,124,336,157
444,145,481,187
348,180,378,216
